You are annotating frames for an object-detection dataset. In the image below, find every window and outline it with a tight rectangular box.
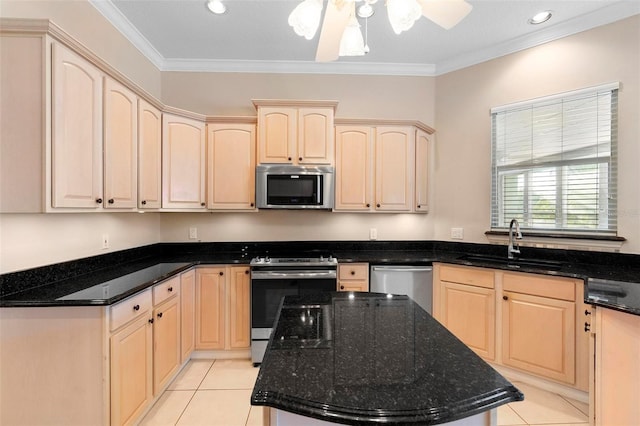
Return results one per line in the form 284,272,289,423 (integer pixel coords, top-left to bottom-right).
491,83,618,236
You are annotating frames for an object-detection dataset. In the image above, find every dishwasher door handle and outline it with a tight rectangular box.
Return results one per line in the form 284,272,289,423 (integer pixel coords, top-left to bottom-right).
371,266,433,273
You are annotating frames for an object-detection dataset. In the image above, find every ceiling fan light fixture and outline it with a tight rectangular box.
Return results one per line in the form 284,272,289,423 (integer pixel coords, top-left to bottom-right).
289,0,324,40
528,10,553,25
206,0,226,15
357,3,374,18
387,0,422,35
339,15,366,56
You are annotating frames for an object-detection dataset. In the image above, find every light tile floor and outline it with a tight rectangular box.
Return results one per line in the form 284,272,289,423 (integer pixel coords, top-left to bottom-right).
140,359,589,426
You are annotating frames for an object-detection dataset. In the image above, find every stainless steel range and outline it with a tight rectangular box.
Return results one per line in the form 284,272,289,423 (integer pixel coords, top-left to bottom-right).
250,255,337,365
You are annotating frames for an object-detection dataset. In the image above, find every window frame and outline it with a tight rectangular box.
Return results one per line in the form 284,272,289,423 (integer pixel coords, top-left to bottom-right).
490,83,619,237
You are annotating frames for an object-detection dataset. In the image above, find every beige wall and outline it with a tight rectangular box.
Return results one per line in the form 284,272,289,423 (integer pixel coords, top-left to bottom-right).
0,213,161,273
160,212,432,243
433,15,640,253
0,0,162,98
161,72,435,120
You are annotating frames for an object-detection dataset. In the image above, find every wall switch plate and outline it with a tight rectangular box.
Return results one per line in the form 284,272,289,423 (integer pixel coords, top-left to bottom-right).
451,228,464,240
369,228,378,240
102,233,109,249
189,227,198,240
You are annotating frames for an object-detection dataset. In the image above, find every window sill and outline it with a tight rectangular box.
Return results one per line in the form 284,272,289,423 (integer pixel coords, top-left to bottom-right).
485,231,626,252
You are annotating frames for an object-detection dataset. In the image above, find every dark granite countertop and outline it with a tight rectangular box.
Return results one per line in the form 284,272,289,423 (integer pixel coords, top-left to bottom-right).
1,241,639,315
251,292,524,425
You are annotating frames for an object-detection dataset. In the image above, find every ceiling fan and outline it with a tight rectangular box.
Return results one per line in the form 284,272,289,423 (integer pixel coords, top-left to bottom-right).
288,0,473,62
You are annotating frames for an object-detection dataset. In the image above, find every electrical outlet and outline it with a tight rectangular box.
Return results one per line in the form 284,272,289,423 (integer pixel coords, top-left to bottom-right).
102,233,110,249
369,228,378,240
189,227,198,240
451,228,464,240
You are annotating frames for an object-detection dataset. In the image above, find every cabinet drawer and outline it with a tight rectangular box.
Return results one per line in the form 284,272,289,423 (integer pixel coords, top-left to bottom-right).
339,263,369,280
503,273,576,301
153,276,180,306
110,289,152,331
440,265,494,289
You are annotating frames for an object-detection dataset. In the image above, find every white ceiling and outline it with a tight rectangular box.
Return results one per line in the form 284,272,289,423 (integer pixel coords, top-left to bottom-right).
90,0,639,76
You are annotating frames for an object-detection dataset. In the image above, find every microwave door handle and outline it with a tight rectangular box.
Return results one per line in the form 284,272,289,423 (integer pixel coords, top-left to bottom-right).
251,271,337,280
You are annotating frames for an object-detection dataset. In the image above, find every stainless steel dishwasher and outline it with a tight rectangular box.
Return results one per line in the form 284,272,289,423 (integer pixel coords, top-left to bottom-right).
369,265,433,314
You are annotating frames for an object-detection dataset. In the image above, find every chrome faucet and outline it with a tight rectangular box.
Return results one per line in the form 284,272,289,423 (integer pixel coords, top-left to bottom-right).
508,219,523,259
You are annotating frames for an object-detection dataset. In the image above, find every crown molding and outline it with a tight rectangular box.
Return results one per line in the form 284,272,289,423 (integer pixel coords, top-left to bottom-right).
436,1,640,75
88,0,165,69
89,0,639,76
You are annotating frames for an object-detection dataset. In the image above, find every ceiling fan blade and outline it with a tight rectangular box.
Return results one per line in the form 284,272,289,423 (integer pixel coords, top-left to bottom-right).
418,0,473,30
315,1,354,62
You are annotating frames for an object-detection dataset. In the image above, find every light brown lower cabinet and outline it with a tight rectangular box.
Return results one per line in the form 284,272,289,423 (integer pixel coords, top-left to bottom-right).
110,308,153,426
433,263,588,390
442,281,495,361
593,307,640,425
337,263,369,292
152,294,181,395
196,265,250,350
180,269,196,363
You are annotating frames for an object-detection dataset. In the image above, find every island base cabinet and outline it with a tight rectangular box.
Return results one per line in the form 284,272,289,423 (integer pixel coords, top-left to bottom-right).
110,313,153,426
594,307,640,425
269,408,495,426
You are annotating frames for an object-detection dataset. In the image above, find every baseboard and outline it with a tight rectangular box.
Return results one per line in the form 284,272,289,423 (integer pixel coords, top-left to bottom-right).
190,349,251,360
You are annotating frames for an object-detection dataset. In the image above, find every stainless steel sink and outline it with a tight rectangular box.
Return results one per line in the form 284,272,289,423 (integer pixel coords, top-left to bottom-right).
459,254,565,271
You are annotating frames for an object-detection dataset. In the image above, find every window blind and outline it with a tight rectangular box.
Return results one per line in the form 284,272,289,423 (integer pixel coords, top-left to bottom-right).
490,83,618,235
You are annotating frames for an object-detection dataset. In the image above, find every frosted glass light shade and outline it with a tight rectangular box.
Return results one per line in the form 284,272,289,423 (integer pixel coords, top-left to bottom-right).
387,0,422,34
339,15,365,56
288,0,323,40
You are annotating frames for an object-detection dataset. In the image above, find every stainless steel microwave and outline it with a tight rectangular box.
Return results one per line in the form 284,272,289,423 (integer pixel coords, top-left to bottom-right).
256,164,334,210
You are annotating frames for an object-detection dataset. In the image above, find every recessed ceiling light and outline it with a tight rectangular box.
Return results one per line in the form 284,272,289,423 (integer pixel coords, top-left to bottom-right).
528,10,552,25
206,0,226,15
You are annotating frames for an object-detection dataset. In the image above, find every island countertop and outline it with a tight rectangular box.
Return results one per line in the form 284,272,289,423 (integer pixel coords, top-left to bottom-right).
251,292,523,425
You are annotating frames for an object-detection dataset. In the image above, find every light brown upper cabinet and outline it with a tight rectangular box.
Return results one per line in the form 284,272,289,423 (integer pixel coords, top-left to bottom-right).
375,126,415,212
103,77,137,209
335,126,373,211
254,100,337,165
335,122,432,213
51,42,104,209
414,129,430,213
162,113,206,210
207,122,256,210
138,100,162,209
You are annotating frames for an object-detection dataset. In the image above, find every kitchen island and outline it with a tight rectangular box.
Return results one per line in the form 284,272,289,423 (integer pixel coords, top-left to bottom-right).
251,292,523,425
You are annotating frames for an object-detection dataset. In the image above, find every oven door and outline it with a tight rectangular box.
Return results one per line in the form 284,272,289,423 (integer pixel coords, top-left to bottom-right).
250,269,336,364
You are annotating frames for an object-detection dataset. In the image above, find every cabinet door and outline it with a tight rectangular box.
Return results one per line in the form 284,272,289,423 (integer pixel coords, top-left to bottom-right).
297,107,334,164
441,282,495,360
180,269,196,364
502,291,575,384
195,267,226,349
104,77,137,209
162,114,206,209
257,107,296,164
110,314,153,426
228,266,251,349
51,43,103,209
595,308,640,425
335,126,373,211
153,296,181,395
207,123,256,210
138,99,162,209
374,127,415,211
414,129,429,213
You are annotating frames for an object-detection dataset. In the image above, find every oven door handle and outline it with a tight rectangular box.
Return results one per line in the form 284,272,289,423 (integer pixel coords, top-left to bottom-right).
251,271,337,280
